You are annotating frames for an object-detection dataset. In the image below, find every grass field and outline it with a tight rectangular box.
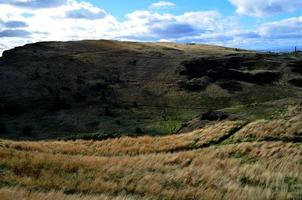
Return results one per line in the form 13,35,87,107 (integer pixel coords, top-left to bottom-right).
1,114,302,200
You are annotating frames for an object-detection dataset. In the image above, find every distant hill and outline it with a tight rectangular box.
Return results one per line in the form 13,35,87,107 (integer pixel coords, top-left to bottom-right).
0,40,302,139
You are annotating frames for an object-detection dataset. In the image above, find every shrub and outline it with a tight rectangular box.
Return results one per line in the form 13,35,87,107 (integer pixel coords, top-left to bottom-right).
135,128,143,135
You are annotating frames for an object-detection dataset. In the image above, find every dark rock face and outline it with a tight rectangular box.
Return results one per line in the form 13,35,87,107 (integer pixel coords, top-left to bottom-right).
200,111,229,121
180,56,281,92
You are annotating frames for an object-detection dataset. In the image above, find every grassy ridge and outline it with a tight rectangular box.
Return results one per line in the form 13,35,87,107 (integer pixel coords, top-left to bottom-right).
1,114,302,199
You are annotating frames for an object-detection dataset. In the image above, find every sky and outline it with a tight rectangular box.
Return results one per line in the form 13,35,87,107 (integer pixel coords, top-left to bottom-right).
0,0,302,54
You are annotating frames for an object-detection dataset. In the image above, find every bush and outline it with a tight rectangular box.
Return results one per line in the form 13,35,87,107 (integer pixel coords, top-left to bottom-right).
135,128,143,135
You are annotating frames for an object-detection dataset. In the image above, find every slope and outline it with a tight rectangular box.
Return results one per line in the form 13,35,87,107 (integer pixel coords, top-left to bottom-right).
0,40,302,139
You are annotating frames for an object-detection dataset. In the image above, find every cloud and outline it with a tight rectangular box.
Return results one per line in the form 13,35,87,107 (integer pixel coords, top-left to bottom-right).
259,16,302,39
2,20,28,28
229,0,302,17
0,0,67,9
219,17,302,50
152,23,198,38
0,4,247,53
0,29,31,37
0,0,119,54
66,8,105,19
65,1,106,20
120,10,222,41
150,1,175,9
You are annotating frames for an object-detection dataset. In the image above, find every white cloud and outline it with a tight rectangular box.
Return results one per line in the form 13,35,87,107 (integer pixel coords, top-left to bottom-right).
65,1,106,20
150,1,175,9
0,0,119,53
220,17,302,50
229,0,302,17
260,16,302,39
118,10,223,41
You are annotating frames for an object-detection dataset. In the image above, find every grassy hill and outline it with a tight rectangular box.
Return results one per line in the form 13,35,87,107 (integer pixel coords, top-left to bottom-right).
1,40,302,139
1,109,302,199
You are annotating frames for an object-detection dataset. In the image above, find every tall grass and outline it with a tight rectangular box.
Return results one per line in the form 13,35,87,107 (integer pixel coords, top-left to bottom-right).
1,117,302,199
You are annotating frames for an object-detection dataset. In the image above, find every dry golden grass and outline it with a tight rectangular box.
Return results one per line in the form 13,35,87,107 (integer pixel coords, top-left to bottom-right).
233,114,302,142
3,121,243,156
82,40,253,56
0,187,137,200
0,118,302,200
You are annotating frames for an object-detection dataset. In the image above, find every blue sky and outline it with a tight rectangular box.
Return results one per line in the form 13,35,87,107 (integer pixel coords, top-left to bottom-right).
92,0,235,19
0,0,302,53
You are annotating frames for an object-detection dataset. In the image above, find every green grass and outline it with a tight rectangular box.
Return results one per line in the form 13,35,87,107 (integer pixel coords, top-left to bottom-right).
228,151,258,164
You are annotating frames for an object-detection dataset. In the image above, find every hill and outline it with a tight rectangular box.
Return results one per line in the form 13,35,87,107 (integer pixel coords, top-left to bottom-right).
1,111,302,199
1,40,302,199
1,40,302,139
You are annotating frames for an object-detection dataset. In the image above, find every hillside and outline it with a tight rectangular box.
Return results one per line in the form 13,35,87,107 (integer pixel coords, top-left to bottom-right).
1,110,302,199
1,40,302,139
1,40,302,199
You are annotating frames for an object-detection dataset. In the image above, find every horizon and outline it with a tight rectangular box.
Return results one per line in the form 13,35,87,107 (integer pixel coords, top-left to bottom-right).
0,39,301,56
0,0,302,53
